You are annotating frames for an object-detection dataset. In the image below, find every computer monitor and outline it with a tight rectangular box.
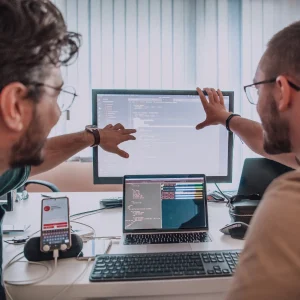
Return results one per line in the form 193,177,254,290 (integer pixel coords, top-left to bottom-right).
92,89,234,184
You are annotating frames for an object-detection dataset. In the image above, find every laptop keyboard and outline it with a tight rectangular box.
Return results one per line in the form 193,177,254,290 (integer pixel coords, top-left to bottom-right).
90,250,241,282
124,232,211,245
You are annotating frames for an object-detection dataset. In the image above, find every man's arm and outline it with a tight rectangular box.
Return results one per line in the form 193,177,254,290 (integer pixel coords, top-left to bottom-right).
30,123,136,177
225,171,300,300
196,87,298,169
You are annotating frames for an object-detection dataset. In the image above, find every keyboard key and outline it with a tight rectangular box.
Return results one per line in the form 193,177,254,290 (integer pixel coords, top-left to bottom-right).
185,271,195,275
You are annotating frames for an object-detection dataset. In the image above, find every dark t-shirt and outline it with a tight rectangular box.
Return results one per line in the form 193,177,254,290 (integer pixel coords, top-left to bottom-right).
0,166,31,299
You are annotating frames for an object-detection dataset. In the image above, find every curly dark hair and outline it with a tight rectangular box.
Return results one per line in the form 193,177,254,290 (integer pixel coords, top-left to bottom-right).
0,0,81,98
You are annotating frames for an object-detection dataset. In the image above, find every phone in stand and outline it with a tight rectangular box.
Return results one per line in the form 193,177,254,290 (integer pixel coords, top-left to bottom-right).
40,197,71,252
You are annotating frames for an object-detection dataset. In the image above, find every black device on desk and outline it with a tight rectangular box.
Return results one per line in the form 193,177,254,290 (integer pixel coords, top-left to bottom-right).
224,158,294,238
237,158,294,197
100,197,122,208
230,158,294,223
220,222,249,240
90,250,241,282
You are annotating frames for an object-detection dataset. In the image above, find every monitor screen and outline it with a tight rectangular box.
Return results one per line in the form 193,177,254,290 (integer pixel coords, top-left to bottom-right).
93,89,233,183
123,174,208,232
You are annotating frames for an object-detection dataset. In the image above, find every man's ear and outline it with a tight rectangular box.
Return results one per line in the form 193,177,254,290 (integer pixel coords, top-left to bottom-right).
276,75,292,112
0,83,33,132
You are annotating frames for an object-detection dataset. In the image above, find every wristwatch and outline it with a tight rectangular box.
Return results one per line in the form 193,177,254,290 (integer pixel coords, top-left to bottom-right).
85,125,101,147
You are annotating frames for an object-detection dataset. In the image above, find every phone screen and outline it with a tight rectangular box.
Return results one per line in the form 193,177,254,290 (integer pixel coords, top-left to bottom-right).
41,197,71,252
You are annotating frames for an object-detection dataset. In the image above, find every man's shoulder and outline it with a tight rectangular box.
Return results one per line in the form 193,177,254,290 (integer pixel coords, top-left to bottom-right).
264,170,300,199
0,166,31,196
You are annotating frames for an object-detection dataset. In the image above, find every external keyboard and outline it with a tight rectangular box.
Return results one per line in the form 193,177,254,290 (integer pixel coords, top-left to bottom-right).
124,232,211,245
90,250,241,282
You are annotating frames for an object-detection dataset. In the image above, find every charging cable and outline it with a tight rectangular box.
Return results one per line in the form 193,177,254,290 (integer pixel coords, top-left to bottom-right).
4,248,60,289
70,220,96,241
4,251,53,300
51,258,92,300
53,249,59,270
215,183,231,203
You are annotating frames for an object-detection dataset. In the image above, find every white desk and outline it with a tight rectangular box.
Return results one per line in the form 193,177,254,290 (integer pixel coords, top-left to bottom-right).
3,192,244,300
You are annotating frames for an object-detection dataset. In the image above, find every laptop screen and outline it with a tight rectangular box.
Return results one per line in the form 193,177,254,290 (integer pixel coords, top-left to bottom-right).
123,175,208,232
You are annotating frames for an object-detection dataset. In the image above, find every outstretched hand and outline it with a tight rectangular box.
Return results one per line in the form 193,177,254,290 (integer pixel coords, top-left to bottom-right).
195,87,231,130
99,123,136,158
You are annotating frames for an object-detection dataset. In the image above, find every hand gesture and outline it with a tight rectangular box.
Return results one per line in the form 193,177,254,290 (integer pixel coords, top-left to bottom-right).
99,123,136,158
195,87,231,130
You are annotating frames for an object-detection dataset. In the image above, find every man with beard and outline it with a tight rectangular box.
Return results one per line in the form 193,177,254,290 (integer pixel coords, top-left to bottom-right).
197,22,300,299
0,1,136,298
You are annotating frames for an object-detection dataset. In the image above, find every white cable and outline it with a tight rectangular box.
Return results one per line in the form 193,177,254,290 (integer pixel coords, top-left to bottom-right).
4,279,14,300
51,258,92,300
4,249,59,286
70,220,96,237
5,260,52,285
53,249,59,270
70,220,96,242
104,240,112,254
2,250,23,299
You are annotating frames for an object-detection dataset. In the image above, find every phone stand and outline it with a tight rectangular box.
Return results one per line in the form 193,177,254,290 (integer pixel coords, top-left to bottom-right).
24,234,83,262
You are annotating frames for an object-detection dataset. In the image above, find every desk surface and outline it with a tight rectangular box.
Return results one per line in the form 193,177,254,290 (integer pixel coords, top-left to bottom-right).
3,192,244,300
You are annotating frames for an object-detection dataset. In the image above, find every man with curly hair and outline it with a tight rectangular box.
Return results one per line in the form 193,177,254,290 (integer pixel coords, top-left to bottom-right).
0,1,136,298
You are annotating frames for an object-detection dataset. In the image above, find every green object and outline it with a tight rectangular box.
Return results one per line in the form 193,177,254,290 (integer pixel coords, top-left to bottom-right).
0,166,31,297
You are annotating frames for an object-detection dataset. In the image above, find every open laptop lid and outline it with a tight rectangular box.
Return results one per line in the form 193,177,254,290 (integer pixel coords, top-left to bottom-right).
237,158,294,198
123,174,208,233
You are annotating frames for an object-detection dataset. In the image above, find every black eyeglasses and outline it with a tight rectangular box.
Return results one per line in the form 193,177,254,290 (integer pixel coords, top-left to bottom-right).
25,82,78,112
244,78,300,105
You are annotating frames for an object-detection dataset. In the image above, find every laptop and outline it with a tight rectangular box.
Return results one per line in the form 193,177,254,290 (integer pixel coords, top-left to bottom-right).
237,158,294,198
119,174,212,253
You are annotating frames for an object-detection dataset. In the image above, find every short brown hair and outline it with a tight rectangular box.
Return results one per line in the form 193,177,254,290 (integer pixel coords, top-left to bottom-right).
262,21,300,79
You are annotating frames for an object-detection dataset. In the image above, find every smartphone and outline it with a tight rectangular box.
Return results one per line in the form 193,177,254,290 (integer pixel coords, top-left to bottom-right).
40,197,71,252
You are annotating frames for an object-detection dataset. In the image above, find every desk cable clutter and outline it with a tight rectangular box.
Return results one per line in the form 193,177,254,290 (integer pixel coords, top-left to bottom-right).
3,201,122,300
